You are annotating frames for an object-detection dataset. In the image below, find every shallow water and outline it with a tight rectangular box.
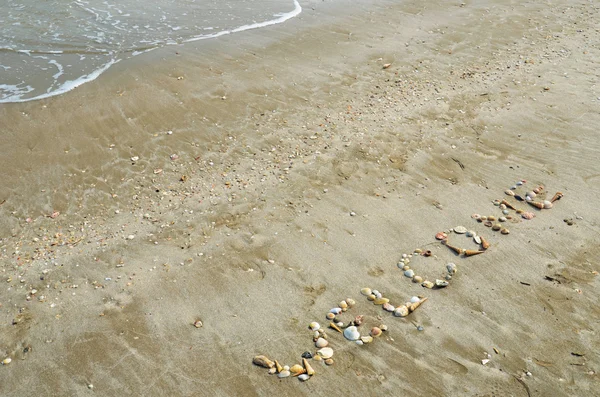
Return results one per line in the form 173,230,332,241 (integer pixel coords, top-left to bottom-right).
0,0,301,103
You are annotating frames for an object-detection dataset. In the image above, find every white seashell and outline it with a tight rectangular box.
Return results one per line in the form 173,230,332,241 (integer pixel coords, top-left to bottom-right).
393,305,409,317
374,291,382,299
372,289,380,296
309,322,320,331
339,300,348,309
2,358,11,365
402,253,408,259
447,263,457,274
278,370,291,378
525,195,532,201
283,365,290,371
317,347,334,359
330,308,342,315
346,298,356,307
360,288,372,296
466,230,475,237
404,269,415,278
410,296,420,303
315,337,328,348
543,200,553,209
361,335,374,344
355,340,364,346
517,181,524,186
474,236,482,244
343,326,361,341
298,374,310,381
397,262,404,269
454,226,467,234
526,191,536,198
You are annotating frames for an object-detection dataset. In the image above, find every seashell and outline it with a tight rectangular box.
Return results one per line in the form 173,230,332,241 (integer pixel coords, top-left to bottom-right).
442,240,464,255
367,294,376,301
268,367,277,375
361,335,374,344
313,355,322,362
413,275,423,283
397,262,405,269
402,265,410,271
394,305,409,317
410,296,421,303
550,192,563,203
480,236,490,250
298,374,310,381
330,308,342,315
346,298,356,307
360,288,372,296
454,226,467,234
353,315,364,326
336,321,343,327
372,289,380,296
464,249,485,257
343,326,360,341
303,358,315,376
309,322,320,331
329,322,343,333
290,364,305,375
480,216,488,221
315,337,328,348
414,248,423,254
383,63,392,69
370,327,383,337
435,232,448,240
492,224,501,231
472,213,481,219
502,209,509,215
373,297,390,305
522,212,535,220
383,302,395,312
505,189,515,196
488,216,496,222
409,297,428,312
423,250,432,257
534,185,544,194
501,228,510,235
447,263,457,274
527,201,544,209
379,324,388,331
374,291,382,299
511,185,517,190
313,331,320,339
499,216,507,222
474,235,482,245
526,191,536,198
466,230,475,237
253,355,275,368
517,180,524,186
543,200,553,209
278,370,290,378
435,279,449,288
324,358,334,365
275,360,284,373
326,313,336,320
284,365,290,371
422,280,435,289
445,274,452,281
514,195,524,202
194,320,203,328
404,269,415,278
493,200,501,206
500,199,517,210
484,221,493,227
339,300,348,309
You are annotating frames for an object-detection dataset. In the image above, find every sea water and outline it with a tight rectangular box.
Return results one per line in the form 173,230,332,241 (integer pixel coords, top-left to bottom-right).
0,0,301,103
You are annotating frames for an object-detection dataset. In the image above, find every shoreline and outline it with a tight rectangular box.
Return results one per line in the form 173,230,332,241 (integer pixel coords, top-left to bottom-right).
1,0,599,395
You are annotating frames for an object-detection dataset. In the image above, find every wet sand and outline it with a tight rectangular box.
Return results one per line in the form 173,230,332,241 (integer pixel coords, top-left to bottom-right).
1,0,599,395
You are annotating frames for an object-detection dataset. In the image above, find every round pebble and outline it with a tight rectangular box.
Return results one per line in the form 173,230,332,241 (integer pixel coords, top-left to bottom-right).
412,275,423,283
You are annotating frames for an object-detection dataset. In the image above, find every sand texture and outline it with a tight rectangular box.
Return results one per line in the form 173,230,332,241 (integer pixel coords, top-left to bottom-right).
0,0,599,395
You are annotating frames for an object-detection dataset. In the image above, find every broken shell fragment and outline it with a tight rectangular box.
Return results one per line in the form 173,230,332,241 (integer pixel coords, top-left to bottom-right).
361,335,374,344
253,355,275,368
435,279,449,288
317,347,334,359
303,358,315,376
344,326,361,341
353,315,364,326
422,280,435,289
393,305,409,317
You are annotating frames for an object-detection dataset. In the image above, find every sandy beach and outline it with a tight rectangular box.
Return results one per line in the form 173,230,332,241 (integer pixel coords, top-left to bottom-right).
1,0,599,395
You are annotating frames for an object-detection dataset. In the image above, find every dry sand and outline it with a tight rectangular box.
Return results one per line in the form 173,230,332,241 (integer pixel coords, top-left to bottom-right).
1,0,599,395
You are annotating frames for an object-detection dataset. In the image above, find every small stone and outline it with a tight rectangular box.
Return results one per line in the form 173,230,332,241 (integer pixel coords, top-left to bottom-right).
454,226,467,234
466,230,475,237
435,279,449,288
447,263,457,274
301,351,312,359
